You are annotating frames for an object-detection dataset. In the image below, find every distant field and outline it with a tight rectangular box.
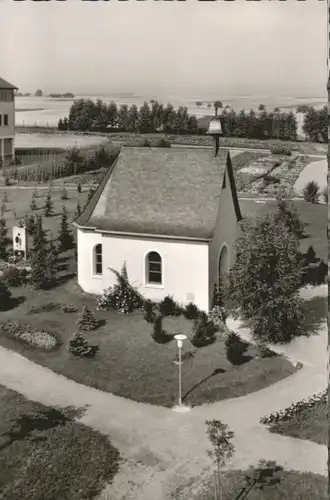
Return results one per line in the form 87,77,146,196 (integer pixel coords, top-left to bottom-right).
15,133,109,149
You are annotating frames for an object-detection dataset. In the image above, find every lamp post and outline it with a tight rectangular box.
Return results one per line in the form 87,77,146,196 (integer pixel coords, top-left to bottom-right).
173,334,191,413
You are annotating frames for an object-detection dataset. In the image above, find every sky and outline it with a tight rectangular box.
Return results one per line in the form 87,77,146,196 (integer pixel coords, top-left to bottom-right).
0,0,327,99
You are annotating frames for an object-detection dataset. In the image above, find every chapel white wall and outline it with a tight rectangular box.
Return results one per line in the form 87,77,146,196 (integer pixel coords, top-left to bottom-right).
77,228,210,311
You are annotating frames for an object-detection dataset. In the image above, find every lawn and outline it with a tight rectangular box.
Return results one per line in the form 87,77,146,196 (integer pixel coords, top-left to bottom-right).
0,186,89,242
198,468,327,500
266,398,327,446
0,280,296,407
0,385,120,500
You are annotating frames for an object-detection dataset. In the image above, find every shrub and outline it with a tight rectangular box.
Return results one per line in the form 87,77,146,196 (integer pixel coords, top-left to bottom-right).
97,263,144,313
60,186,68,200
68,331,99,358
183,302,200,320
321,187,328,203
151,314,173,344
0,320,58,350
302,181,319,203
270,146,291,156
212,282,225,308
0,280,11,310
159,295,180,316
143,299,156,323
191,314,218,347
260,389,327,425
208,306,227,332
62,304,78,313
225,331,250,365
1,266,28,287
263,174,280,185
77,305,98,331
156,137,171,148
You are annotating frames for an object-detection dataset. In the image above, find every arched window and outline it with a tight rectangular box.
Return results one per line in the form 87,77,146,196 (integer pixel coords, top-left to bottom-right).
94,244,102,275
146,251,162,284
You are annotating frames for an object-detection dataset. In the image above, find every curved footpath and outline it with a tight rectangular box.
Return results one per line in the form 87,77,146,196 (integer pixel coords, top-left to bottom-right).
0,285,327,500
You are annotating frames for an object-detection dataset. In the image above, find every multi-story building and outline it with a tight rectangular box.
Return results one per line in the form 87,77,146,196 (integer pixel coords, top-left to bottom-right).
0,77,17,166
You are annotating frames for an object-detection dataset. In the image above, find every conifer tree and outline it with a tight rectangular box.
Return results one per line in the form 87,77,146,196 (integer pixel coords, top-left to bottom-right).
60,185,68,200
75,200,81,217
0,218,9,260
77,182,82,194
30,240,57,289
44,191,53,217
58,206,74,251
0,280,11,311
77,305,98,331
88,187,94,201
32,215,47,250
30,192,37,211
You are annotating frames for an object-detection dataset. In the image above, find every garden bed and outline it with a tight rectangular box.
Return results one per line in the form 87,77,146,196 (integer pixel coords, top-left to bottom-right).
260,390,327,445
0,280,296,408
0,385,120,500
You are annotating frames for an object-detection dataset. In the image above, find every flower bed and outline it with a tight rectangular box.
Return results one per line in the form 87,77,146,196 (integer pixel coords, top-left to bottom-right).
260,389,327,425
0,320,59,351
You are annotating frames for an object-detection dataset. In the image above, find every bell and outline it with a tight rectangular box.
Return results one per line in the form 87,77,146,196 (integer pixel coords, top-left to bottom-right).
206,116,223,136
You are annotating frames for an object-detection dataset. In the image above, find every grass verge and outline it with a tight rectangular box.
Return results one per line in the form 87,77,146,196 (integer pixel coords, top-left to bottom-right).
0,385,120,500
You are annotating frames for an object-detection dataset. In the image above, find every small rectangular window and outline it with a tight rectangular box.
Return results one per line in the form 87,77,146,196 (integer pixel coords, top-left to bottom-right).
4,115,8,126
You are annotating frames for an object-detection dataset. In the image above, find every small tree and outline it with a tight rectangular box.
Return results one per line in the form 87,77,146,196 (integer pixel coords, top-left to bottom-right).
77,182,82,194
87,187,95,203
44,191,54,217
0,218,10,260
68,331,99,358
206,419,235,500
77,305,98,331
0,280,12,311
58,206,74,251
30,192,37,211
30,240,57,290
302,181,320,203
32,215,47,250
75,200,81,217
227,213,305,343
274,195,305,239
60,185,68,200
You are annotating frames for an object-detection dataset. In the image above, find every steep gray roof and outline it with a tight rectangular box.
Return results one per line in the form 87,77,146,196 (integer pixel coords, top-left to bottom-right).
74,147,240,240
0,78,17,90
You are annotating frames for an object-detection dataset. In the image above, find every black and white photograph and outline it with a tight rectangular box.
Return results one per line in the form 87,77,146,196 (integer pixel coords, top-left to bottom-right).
0,1,328,499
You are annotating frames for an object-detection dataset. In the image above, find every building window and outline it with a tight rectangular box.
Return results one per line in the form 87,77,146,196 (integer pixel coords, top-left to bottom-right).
146,251,162,284
94,244,102,275
4,115,8,126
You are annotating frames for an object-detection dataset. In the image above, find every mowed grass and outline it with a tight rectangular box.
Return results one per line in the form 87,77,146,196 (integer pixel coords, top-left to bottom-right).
0,280,296,407
0,385,120,500
0,186,89,241
267,398,327,446
198,469,327,500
